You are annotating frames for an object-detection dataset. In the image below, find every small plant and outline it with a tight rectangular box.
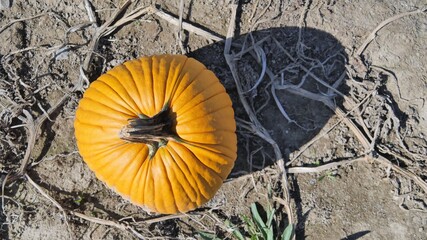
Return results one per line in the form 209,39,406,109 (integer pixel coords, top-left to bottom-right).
73,195,83,206
318,169,339,181
198,202,294,240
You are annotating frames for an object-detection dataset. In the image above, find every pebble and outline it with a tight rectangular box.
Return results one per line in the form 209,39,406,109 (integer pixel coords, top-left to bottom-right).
0,0,12,9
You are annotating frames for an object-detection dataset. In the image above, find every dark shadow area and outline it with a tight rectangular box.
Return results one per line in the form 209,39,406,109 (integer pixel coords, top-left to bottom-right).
26,170,126,221
292,176,310,239
189,27,348,172
189,26,348,237
340,230,371,240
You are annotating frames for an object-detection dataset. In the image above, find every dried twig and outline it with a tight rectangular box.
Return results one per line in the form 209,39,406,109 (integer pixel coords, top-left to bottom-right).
72,211,126,230
176,0,187,54
373,155,427,193
288,89,376,165
0,12,49,34
137,213,189,224
287,156,367,174
84,0,98,27
152,6,223,42
356,7,426,56
25,174,70,230
10,96,69,179
26,173,147,238
25,174,63,212
272,36,347,99
82,0,136,71
325,90,427,194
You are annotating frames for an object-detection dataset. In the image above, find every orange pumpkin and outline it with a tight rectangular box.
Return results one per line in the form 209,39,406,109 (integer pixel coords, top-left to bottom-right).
74,54,237,214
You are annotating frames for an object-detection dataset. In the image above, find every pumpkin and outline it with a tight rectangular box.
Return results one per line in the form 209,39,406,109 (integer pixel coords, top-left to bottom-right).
74,54,237,214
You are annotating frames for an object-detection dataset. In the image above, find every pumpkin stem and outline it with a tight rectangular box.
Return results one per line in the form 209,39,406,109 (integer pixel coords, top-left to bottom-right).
119,109,174,158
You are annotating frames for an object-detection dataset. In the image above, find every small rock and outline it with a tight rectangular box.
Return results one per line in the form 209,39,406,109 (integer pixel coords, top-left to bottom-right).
0,0,12,9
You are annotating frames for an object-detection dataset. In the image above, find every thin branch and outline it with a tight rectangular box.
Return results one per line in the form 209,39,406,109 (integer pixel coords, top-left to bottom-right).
288,156,367,174
356,7,426,56
82,0,136,71
0,12,49,34
71,211,126,230
176,0,187,54
288,89,376,165
13,96,69,177
372,155,427,193
152,6,223,42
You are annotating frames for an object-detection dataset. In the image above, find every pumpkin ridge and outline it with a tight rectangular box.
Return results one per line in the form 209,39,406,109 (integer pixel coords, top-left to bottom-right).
167,144,206,203
166,57,189,103
136,158,151,207
109,64,145,114
151,56,163,112
139,57,157,116
76,136,123,145
147,57,158,113
151,156,167,212
78,139,128,159
74,113,124,130
164,145,199,205
156,56,172,112
127,146,148,204
86,144,133,172
181,141,236,158
85,87,135,116
145,159,157,212
178,128,235,135
169,66,207,104
104,145,141,190
74,121,122,145
113,145,147,196
173,91,229,118
185,145,234,180
90,80,139,115
157,149,179,213
90,153,139,187
176,105,233,125
171,72,221,113
78,98,134,122
179,142,232,176
171,142,223,190
181,142,235,163
98,74,141,113
83,94,135,117
195,170,222,200
178,131,236,147
97,77,141,114
76,107,127,124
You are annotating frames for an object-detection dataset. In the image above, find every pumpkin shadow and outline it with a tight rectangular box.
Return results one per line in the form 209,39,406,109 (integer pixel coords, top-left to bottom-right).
189,27,348,232
189,27,348,174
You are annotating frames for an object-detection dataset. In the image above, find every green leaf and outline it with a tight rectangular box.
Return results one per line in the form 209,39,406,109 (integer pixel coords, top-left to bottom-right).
265,207,275,228
241,214,258,235
198,231,220,240
250,203,273,240
225,219,245,240
281,224,294,240
73,196,83,205
250,203,266,229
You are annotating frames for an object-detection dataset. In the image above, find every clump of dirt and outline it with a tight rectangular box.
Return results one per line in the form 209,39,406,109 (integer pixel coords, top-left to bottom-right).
1,0,426,239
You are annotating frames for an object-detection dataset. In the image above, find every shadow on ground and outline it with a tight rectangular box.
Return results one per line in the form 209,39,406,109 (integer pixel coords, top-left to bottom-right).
189,26,349,237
